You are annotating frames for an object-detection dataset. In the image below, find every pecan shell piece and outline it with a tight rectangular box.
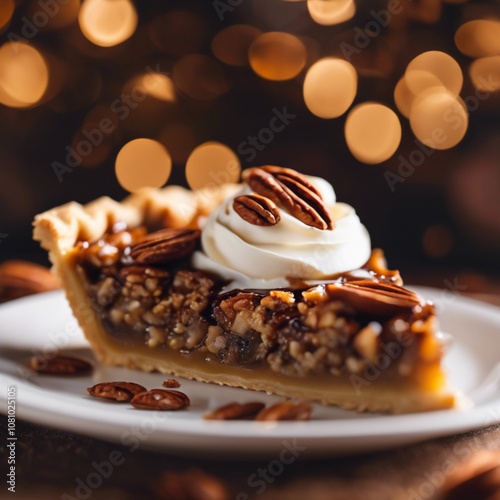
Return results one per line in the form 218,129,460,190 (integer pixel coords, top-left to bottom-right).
29,355,92,375
233,194,281,226
87,382,147,402
162,379,181,388
325,280,425,317
243,166,334,231
129,228,200,265
130,389,190,410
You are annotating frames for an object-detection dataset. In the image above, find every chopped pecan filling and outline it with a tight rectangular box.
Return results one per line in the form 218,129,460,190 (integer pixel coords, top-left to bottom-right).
75,226,439,382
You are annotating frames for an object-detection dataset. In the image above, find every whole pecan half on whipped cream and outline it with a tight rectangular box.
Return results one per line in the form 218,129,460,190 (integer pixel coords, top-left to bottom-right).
233,194,281,226
242,166,334,230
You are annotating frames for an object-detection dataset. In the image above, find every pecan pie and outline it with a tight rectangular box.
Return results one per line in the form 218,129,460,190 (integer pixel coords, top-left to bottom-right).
33,167,457,413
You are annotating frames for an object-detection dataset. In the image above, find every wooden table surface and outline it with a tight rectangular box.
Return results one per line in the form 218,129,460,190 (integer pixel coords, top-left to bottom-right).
1,417,499,499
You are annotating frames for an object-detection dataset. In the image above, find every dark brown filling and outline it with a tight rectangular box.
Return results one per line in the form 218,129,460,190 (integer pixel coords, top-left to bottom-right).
74,225,441,380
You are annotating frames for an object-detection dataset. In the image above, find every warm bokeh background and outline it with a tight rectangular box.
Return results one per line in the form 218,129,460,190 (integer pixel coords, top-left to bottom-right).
0,0,499,295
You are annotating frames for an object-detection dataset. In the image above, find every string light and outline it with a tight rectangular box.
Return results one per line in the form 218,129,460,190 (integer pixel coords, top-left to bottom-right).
405,51,463,96
185,142,240,191
78,0,137,48
345,103,402,164
0,42,49,108
307,0,356,26
249,32,307,81
115,139,172,193
470,56,500,92
409,88,468,150
455,20,500,58
303,58,357,119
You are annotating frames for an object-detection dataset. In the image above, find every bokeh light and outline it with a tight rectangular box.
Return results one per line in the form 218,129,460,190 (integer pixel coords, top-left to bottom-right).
127,73,176,103
394,76,417,119
78,0,138,48
185,142,240,191
0,0,15,31
345,103,402,164
455,20,500,58
422,224,454,258
211,25,262,67
303,58,357,119
409,88,468,150
470,56,500,92
405,51,463,96
307,0,356,26
115,139,172,193
249,32,307,81
0,42,49,108
173,54,231,101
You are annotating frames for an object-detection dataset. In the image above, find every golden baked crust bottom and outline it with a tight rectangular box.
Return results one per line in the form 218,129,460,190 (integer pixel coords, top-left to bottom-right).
33,184,457,414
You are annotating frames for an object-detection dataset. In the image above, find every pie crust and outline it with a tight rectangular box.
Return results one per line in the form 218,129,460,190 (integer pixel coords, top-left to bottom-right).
33,184,457,414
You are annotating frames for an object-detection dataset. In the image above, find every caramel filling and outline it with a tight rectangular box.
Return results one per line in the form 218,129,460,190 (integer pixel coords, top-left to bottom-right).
73,226,446,391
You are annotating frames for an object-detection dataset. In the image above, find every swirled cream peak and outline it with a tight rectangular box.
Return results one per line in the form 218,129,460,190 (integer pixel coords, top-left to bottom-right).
192,174,371,289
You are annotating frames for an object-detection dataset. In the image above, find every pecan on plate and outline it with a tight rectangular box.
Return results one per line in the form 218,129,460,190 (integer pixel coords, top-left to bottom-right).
204,401,265,420
29,355,92,375
87,382,147,402
243,166,334,230
162,379,181,388
131,389,190,410
256,401,312,421
233,194,281,226
129,228,200,265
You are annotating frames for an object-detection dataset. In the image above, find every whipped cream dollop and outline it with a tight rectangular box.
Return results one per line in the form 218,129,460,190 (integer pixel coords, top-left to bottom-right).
192,175,371,289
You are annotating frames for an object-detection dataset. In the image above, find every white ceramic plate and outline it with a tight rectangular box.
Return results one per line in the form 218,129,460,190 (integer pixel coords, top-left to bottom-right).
0,288,499,457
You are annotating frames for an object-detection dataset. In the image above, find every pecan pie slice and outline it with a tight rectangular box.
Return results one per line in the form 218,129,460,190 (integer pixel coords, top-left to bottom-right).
33,170,457,414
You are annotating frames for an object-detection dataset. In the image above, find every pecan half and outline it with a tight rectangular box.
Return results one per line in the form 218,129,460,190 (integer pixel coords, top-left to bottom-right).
29,355,92,375
204,401,265,420
130,389,190,410
0,260,59,302
233,194,281,226
325,280,424,317
129,228,200,265
255,401,312,421
162,379,181,388
87,382,147,402
242,166,334,230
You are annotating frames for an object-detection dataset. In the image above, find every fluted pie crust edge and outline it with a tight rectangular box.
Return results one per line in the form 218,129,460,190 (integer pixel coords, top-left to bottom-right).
33,184,457,414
